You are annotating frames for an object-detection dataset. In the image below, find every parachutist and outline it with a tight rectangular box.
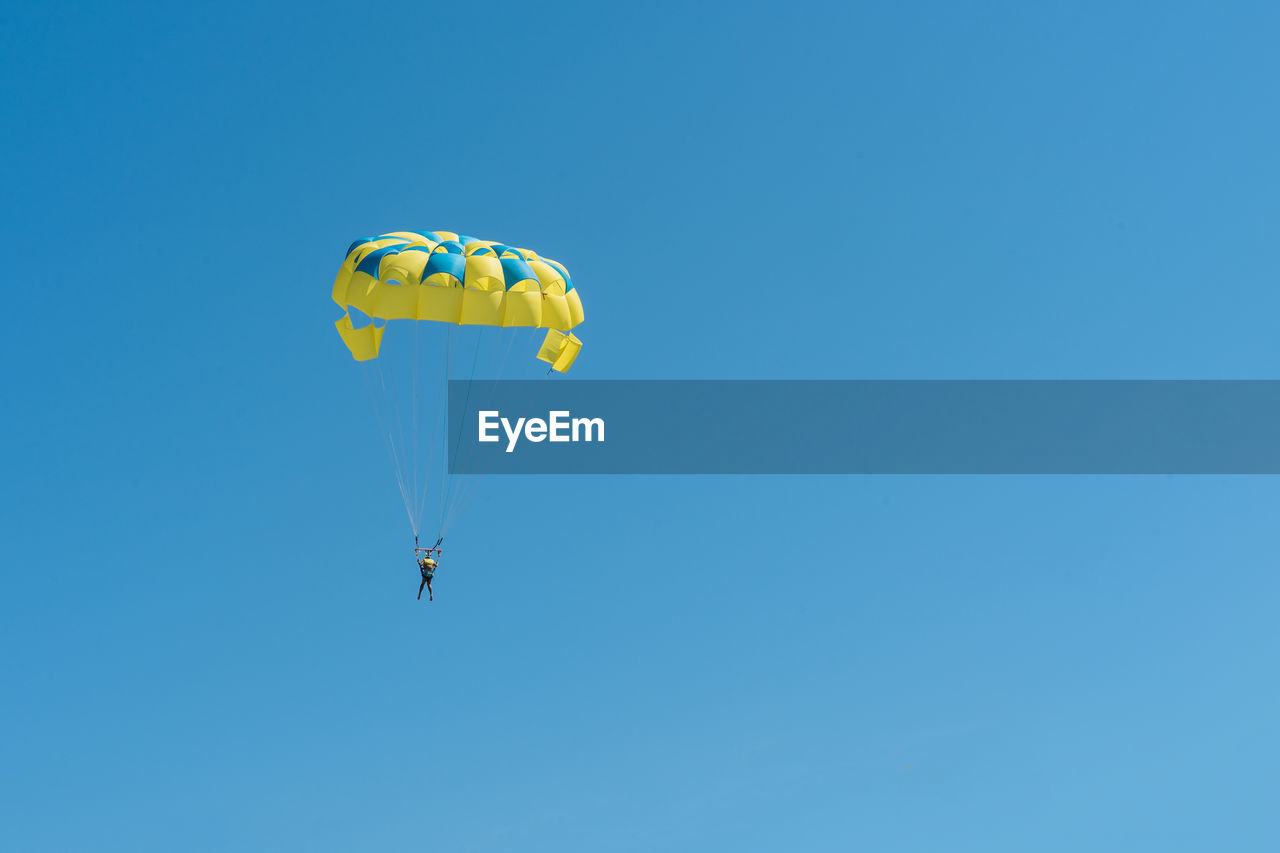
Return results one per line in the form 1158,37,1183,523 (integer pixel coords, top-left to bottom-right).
417,554,438,601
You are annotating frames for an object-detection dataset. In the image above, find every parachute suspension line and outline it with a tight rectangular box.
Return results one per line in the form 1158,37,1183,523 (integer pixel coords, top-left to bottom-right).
410,317,420,533
440,331,513,535
361,361,416,535
382,358,419,538
442,327,531,534
414,322,450,535
440,324,522,535
386,359,421,539
376,357,413,534
442,356,547,527
444,411,549,533
439,323,456,536
364,364,408,515
380,356,412,509
492,319,521,385
441,326,484,531
384,351,425,540
443,327,551,534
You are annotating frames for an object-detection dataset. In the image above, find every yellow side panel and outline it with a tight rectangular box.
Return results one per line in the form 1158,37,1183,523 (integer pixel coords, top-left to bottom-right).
372,283,419,319
459,289,505,325
420,286,464,323
343,273,378,316
540,293,571,329
565,289,584,327
332,267,354,306
502,291,543,326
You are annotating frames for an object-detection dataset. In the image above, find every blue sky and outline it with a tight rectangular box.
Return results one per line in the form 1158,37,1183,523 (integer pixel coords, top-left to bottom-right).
3,1,1280,850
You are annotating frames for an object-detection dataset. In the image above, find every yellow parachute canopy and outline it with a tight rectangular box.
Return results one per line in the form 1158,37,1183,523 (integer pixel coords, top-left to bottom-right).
333,230,584,371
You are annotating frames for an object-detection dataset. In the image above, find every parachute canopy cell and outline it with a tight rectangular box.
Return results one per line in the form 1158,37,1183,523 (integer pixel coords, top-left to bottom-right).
332,230,584,371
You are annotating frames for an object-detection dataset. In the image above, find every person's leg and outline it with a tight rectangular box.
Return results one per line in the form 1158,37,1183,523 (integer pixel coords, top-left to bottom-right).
418,578,427,600
427,580,433,601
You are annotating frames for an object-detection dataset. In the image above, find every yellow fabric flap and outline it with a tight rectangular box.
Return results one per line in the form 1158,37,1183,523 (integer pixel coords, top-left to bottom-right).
335,313,384,361
552,333,582,372
536,329,568,363
536,329,582,372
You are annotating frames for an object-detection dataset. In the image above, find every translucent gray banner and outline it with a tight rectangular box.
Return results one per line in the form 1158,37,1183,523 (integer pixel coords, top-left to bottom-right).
446,381,1280,474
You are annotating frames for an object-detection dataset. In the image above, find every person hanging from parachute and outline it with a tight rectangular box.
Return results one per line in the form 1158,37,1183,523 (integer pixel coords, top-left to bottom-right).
416,538,442,601
330,231,584,601
417,556,437,601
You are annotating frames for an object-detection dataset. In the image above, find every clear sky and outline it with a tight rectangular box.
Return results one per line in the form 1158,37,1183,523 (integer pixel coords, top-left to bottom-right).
3,1,1280,850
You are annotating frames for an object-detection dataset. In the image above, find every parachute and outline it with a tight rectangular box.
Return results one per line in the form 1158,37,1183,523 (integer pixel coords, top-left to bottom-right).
333,230,584,538
333,230,583,365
